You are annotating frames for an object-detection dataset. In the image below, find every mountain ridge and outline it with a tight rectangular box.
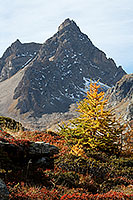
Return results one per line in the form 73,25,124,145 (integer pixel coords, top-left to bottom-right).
0,39,41,82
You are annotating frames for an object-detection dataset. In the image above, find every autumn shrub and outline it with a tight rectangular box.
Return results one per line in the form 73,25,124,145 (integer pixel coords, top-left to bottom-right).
7,177,133,200
7,182,61,200
54,170,80,188
107,156,133,179
60,191,133,200
7,180,133,200
56,151,111,181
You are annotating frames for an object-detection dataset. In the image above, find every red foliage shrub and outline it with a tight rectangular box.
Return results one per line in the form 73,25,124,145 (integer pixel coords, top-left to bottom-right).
60,191,133,200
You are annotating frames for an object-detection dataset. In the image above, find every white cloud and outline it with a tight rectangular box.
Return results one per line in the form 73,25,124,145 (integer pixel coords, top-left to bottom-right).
0,0,132,73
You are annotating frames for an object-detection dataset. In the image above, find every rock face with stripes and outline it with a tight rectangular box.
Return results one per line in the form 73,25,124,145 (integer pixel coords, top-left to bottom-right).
0,18,126,118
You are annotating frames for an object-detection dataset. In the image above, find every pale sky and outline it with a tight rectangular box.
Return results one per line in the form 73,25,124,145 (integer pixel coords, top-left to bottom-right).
0,0,133,73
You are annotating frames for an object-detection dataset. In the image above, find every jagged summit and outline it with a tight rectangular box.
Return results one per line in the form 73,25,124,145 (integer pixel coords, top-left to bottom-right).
58,18,80,32
12,39,22,46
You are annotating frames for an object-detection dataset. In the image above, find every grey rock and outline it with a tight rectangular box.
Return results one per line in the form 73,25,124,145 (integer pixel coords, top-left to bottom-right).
36,157,47,165
107,74,133,102
0,178,9,200
126,103,133,121
106,74,133,122
0,138,59,170
28,142,59,156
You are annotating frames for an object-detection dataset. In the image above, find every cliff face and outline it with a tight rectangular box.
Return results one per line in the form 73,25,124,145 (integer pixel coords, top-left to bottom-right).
106,74,133,122
0,18,126,121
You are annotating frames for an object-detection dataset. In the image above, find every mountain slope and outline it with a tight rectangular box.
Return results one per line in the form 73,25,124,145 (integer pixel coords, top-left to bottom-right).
0,65,27,116
106,73,133,122
0,18,126,121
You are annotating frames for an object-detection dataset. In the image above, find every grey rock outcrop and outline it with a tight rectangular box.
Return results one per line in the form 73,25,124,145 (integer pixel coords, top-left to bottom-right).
106,74,133,122
0,138,59,170
0,178,9,200
28,142,59,156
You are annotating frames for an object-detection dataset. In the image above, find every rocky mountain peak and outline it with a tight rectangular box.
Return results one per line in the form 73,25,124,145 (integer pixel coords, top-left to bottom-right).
58,18,81,33
0,19,127,121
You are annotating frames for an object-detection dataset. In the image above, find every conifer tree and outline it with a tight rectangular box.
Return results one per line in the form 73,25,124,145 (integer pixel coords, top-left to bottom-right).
59,82,123,155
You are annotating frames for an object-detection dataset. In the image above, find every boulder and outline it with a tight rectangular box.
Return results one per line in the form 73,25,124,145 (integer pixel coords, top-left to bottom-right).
0,178,9,200
0,138,59,171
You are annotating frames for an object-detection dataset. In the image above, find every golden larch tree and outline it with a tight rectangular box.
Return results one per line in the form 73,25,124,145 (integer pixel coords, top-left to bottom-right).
59,82,123,156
